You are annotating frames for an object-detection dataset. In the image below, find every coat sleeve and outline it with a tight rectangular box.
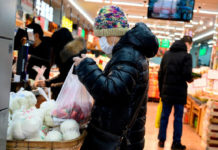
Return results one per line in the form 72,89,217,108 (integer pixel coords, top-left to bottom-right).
182,54,193,82
76,58,139,104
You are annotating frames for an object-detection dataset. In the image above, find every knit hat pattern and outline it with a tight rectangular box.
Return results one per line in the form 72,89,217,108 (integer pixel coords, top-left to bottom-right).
94,5,129,37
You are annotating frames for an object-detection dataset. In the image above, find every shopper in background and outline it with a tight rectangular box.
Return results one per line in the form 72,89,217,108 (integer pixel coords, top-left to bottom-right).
35,37,86,99
158,36,193,150
35,28,76,99
73,5,158,150
27,23,51,79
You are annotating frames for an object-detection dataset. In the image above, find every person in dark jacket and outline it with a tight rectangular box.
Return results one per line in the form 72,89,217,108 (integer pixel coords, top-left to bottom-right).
73,5,158,150
26,23,51,79
35,37,86,99
158,36,193,150
35,28,75,99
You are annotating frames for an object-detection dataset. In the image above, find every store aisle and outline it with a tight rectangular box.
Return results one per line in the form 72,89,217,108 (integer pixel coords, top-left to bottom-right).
144,102,204,150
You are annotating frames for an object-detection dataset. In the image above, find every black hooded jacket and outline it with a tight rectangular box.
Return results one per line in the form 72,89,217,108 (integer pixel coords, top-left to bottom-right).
158,40,193,105
77,23,158,150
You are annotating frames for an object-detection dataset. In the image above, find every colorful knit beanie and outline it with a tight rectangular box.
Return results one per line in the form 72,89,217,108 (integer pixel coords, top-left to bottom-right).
94,5,129,37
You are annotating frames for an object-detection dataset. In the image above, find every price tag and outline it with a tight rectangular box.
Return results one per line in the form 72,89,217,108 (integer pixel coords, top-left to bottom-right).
193,78,207,87
208,70,218,79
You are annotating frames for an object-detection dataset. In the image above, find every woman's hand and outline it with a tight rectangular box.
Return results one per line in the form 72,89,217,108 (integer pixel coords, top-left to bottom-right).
73,54,87,66
34,80,46,87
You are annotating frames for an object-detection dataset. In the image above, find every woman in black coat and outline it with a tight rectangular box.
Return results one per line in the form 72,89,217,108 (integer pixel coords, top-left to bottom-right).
73,5,158,150
35,29,86,99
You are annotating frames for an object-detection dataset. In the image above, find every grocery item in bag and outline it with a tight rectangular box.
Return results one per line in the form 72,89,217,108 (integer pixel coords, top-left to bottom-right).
52,65,93,124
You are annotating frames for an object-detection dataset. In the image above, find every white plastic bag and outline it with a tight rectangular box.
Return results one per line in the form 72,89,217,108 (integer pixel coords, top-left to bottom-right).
52,65,93,124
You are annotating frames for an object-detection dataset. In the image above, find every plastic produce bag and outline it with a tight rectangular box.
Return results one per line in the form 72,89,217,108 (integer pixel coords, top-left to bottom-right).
155,98,162,128
52,64,93,124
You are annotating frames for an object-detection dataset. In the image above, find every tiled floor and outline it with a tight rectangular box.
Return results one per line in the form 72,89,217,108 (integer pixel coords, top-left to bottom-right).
144,102,205,150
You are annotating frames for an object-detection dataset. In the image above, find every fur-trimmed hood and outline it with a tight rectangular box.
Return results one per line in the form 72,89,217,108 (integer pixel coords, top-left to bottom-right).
60,37,86,63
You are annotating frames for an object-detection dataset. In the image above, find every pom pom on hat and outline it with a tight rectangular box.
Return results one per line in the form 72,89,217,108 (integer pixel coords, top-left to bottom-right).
94,5,129,37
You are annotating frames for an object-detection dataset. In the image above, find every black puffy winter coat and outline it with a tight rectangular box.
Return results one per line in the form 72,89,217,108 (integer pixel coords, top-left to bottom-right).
158,40,193,105
76,23,158,150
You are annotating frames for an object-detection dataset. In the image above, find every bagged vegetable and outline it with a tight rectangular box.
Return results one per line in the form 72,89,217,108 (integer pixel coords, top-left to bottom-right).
60,120,80,141
52,65,93,124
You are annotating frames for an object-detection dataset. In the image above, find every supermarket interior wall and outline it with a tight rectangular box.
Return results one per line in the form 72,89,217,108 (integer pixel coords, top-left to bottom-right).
191,42,212,68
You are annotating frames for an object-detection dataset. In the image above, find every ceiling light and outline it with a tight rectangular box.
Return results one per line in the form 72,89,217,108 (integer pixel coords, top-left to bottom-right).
112,1,144,7
175,33,183,36
209,22,214,26
175,27,184,31
199,10,218,15
156,25,175,30
127,15,143,19
129,22,135,26
200,20,204,25
84,0,103,2
175,37,180,40
185,24,193,28
208,40,216,45
85,0,110,3
69,0,94,25
203,26,207,30
193,30,215,41
191,21,198,25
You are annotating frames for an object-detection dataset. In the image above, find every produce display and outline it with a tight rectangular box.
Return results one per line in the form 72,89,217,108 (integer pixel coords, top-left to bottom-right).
148,63,160,99
8,89,81,142
202,100,218,150
188,68,218,102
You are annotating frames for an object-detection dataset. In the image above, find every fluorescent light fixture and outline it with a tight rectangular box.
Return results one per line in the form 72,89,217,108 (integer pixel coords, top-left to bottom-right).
69,0,94,25
209,21,214,26
185,24,193,28
170,34,175,37
209,45,213,47
175,32,183,36
175,37,180,40
193,30,215,41
193,9,218,15
129,22,135,26
128,15,143,19
84,0,103,3
156,25,175,30
85,0,110,3
200,20,204,25
203,26,207,30
147,24,156,28
199,10,218,15
176,27,184,31
208,40,216,45
191,21,198,25
112,1,144,7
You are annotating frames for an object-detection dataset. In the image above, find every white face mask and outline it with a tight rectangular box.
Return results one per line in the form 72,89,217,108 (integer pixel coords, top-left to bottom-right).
99,37,115,54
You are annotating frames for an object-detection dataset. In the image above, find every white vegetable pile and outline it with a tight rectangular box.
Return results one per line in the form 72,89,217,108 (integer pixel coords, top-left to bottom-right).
8,89,80,141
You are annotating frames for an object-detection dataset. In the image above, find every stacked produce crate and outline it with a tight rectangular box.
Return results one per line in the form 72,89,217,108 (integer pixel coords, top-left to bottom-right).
148,63,160,99
202,100,218,150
